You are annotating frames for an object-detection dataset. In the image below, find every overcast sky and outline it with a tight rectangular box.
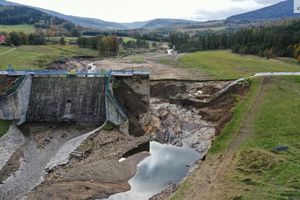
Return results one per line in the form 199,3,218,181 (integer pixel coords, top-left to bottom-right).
9,0,284,22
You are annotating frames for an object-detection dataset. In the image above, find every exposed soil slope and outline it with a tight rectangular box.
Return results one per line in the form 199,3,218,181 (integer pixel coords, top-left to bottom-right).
27,130,151,200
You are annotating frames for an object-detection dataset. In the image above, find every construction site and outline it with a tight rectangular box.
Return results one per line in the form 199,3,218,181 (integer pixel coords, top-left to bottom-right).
0,67,249,200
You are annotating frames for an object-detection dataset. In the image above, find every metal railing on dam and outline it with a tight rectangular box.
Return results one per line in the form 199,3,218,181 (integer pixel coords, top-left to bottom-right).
0,69,149,77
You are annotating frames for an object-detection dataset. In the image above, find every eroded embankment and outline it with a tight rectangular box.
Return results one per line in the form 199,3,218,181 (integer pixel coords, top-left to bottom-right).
27,129,151,200
0,123,98,200
140,80,249,154
138,80,250,199
0,79,249,200
27,79,249,200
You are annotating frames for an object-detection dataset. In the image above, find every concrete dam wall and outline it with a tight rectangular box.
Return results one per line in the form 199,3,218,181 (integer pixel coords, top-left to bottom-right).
0,73,150,128
26,77,106,123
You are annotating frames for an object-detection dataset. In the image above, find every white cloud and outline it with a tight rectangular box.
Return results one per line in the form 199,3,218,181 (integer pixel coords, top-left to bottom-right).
9,0,285,22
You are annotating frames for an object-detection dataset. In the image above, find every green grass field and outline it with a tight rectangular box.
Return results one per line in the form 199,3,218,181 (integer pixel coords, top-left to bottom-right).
121,37,137,43
236,76,300,199
0,24,35,34
45,37,78,44
121,37,158,48
179,50,300,79
0,46,14,54
172,76,300,199
0,45,99,70
209,78,263,155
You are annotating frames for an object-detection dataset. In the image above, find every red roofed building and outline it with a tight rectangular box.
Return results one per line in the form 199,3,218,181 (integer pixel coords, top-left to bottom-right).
0,35,6,44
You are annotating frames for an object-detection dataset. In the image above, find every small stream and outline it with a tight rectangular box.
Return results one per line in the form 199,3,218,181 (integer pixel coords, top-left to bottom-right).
104,141,201,200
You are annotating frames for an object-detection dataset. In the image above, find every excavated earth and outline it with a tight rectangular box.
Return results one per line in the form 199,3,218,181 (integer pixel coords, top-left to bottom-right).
138,80,249,199
0,77,249,200
142,80,249,154
27,130,151,200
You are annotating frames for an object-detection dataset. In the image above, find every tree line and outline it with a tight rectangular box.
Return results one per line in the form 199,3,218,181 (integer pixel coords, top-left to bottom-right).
168,20,300,61
77,35,119,54
0,31,45,46
122,39,150,49
77,35,152,54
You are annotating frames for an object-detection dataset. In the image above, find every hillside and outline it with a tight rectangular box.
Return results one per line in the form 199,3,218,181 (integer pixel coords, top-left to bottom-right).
121,21,150,29
0,4,80,36
38,8,127,30
0,6,51,25
0,0,195,30
0,0,125,30
1,0,300,31
227,0,300,22
141,18,196,29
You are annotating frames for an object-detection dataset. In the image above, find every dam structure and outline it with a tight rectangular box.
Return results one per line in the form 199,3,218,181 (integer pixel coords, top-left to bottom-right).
0,70,150,128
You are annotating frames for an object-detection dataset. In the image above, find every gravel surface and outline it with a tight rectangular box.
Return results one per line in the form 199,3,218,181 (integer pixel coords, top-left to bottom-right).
0,123,96,200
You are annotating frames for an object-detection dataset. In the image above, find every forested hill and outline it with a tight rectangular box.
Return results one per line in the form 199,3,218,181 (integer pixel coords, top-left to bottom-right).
169,20,300,61
0,6,80,36
227,0,300,22
0,6,58,25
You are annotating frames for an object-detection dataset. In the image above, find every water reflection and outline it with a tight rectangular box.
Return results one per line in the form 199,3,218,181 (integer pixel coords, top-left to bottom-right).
105,141,200,200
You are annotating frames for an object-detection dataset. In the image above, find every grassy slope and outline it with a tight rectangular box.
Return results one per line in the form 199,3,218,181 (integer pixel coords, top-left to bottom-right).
237,76,300,199
0,24,35,34
209,78,262,155
179,50,300,79
0,45,99,70
122,37,137,43
171,76,300,199
0,120,10,137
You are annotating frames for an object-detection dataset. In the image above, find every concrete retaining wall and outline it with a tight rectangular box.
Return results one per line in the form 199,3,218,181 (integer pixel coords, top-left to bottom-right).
106,91,127,125
0,75,32,124
26,77,106,123
0,74,150,129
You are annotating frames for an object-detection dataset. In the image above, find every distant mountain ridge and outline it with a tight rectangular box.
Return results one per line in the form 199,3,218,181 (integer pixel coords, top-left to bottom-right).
0,0,196,30
1,0,300,30
141,18,196,29
227,0,300,21
38,8,127,30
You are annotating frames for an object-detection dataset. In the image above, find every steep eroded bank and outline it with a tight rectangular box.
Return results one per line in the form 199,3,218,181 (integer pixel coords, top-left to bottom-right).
0,122,98,200
140,80,249,154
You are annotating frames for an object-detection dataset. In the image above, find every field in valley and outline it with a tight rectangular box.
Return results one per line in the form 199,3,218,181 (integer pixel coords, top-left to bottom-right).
45,37,79,44
121,37,137,42
177,50,300,79
0,45,99,70
0,24,35,33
